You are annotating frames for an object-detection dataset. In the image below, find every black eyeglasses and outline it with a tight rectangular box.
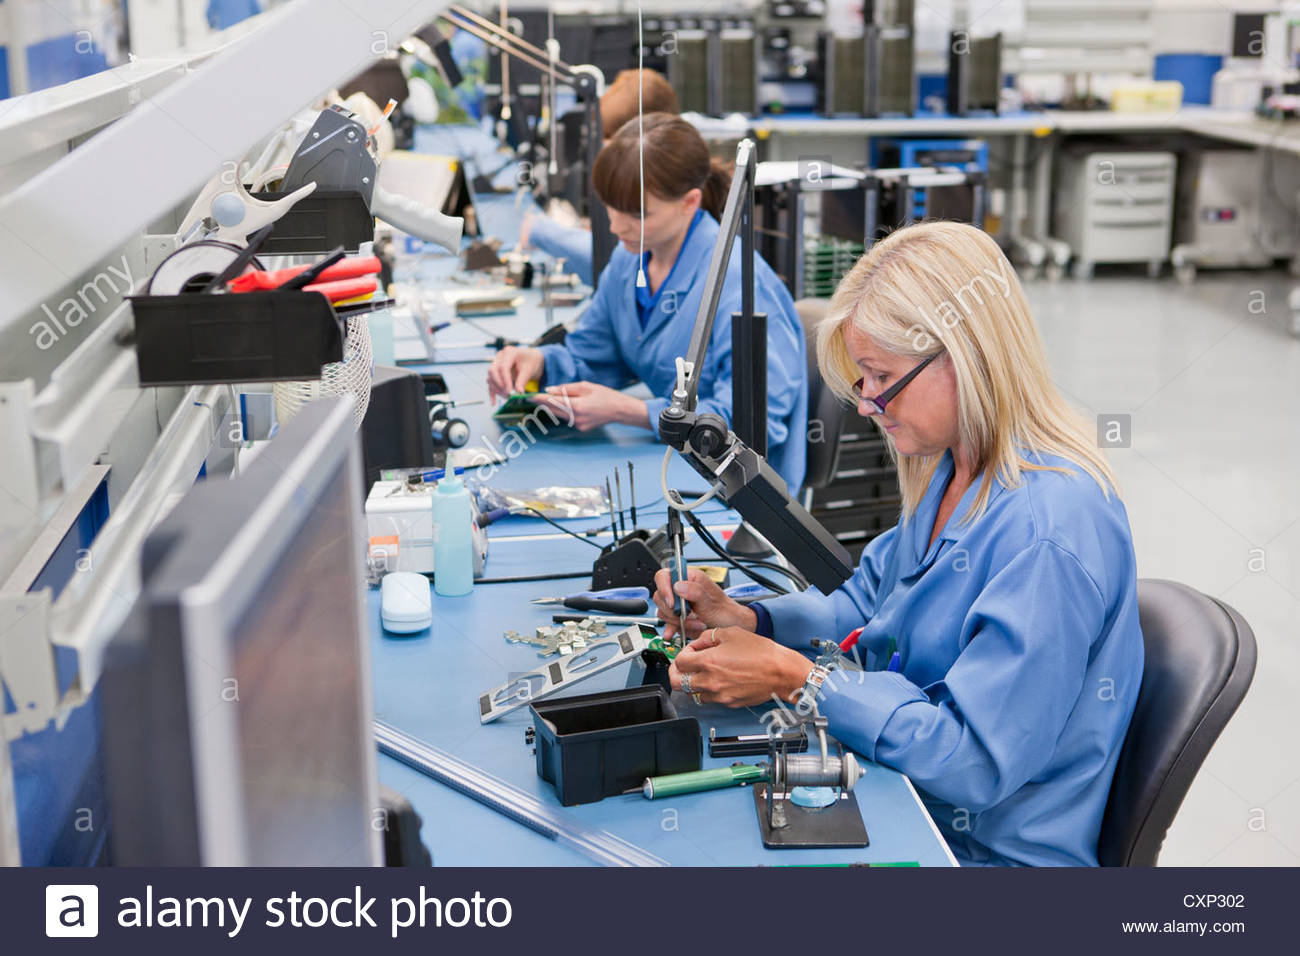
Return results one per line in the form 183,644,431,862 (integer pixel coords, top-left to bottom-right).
853,352,941,415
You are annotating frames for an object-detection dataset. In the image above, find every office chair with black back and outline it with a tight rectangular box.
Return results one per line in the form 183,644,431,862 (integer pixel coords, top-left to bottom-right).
1098,579,1257,866
794,298,847,502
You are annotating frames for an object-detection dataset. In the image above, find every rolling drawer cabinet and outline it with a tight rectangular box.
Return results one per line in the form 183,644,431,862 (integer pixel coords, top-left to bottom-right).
1054,150,1177,278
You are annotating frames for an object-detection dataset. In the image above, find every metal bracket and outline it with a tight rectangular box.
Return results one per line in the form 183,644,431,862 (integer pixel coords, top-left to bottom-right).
0,703,19,864
0,589,60,738
141,234,184,276
479,625,653,723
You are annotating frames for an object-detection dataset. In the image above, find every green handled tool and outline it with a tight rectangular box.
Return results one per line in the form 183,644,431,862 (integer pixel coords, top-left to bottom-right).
640,763,767,799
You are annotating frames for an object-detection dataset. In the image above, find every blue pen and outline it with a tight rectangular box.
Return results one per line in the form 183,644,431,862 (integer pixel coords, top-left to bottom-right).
724,582,772,599
419,466,465,482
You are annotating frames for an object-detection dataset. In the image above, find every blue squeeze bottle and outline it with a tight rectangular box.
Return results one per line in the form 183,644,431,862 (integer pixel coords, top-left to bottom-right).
432,474,475,596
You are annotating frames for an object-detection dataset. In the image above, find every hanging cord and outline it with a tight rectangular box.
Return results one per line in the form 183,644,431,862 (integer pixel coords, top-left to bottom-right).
498,0,511,127
547,5,558,176
660,447,724,512
634,2,644,287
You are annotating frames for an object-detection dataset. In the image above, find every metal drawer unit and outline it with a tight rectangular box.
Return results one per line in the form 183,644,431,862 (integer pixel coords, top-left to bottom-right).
807,430,901,563
1053,150,1176,279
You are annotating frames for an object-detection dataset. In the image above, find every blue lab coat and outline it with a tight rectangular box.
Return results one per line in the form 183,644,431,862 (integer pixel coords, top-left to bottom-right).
758,448,1144,866
539,212,809,492
528,216,594,285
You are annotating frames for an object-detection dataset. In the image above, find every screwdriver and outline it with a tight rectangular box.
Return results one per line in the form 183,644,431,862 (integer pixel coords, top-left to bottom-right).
530,587,650,614
605,477,617,540
627,460,637,528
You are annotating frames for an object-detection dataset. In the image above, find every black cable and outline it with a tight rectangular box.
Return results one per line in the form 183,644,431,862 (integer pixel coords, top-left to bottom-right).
669,490,793,594
679,509,790,596
731,557,809,591
424,569,592,585
514,506,605,549
685,554,789,596
686,554,806,590
457,314,520,350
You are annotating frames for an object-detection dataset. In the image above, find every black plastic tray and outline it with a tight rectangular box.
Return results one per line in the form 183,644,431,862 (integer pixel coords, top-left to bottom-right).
530,685,701,806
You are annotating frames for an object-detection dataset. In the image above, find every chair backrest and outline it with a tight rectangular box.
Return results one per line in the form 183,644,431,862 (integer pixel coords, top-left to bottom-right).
1098,579,1257,866
794,298,846,493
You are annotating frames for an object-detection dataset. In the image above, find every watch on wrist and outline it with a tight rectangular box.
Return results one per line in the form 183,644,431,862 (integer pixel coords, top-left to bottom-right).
799,662,833,708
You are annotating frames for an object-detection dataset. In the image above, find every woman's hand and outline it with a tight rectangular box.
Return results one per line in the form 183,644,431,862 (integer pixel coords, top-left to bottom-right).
487,346,546,402
528,382,649,431
668,627,814,708
653,567,758,644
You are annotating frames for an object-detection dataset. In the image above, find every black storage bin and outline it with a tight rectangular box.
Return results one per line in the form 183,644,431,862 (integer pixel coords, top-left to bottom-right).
129,290,345,386
529,685,700,806
835,438,894,473
251,190,374,254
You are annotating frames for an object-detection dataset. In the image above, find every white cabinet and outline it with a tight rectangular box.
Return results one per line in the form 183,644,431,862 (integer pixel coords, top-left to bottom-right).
1054,150,1176,277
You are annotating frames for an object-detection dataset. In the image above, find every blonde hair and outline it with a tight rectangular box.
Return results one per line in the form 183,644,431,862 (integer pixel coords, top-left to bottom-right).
816,220,1119,524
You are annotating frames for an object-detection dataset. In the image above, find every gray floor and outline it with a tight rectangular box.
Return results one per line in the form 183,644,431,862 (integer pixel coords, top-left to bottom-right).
1023,269,1300,866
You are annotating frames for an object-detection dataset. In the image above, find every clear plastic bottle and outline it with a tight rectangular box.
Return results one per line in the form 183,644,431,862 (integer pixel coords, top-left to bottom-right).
432,474,475,596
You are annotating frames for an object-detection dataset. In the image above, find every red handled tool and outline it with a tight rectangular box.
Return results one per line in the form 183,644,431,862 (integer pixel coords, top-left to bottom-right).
227,255,381,292
840,626,865,653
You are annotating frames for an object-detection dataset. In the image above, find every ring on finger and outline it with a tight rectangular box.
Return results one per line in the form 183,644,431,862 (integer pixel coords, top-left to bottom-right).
681,673,694,695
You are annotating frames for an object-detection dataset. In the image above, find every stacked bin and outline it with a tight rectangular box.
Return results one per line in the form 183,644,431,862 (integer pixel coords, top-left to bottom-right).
807,423,901,563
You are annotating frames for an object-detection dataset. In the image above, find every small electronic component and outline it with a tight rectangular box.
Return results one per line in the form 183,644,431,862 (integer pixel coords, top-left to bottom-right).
646,636,680,661
492,383,543,422
505,618,609,657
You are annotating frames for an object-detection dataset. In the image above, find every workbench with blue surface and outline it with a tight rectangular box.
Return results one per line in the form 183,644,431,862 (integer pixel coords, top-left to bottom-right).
370,230,957,864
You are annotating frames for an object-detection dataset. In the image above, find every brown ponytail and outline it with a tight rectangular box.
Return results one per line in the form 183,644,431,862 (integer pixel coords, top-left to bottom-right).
699,157,732,219
592,113,733,216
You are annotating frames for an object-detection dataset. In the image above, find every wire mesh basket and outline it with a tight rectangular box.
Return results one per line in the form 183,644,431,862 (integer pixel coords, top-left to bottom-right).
273,313,373,430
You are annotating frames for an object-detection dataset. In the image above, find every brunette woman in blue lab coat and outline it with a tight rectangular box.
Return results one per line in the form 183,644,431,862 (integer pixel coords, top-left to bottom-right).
486,113,808,492
520,68,681,284
652,221,1145,867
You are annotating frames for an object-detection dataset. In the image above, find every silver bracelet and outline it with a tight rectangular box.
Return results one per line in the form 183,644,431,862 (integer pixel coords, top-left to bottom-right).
799,662,833,708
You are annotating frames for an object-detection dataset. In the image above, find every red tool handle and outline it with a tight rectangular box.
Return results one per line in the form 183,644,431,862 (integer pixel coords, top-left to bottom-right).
227,255,381,292
840,626,865,653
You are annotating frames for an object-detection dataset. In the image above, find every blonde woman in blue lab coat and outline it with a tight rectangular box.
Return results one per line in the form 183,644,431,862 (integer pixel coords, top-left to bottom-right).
652,221,1146,867
486,113,808,491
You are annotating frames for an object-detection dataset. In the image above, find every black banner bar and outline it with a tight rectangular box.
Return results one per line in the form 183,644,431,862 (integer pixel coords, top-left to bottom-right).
8,867,1296,954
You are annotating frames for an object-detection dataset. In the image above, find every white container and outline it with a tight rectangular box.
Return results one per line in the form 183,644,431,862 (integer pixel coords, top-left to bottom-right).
365,478,487,576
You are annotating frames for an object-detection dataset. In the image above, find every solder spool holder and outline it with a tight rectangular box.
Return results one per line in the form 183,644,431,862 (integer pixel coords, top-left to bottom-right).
754,713,868,849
